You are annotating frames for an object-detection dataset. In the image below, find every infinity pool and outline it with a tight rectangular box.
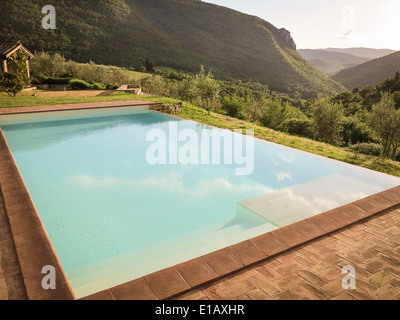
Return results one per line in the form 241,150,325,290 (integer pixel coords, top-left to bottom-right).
1,106,399,298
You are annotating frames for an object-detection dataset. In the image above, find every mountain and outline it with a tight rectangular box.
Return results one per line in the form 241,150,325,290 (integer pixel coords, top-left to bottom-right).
0,0,345,98
331,51,400,90
324,48,396,60
298,49,370,76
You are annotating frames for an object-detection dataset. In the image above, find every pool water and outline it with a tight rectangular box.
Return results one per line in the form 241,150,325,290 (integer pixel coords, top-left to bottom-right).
1,106,399,298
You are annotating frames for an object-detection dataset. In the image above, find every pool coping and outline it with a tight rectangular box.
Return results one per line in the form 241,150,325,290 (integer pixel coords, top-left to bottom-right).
0,100,160,115
0,102,400,300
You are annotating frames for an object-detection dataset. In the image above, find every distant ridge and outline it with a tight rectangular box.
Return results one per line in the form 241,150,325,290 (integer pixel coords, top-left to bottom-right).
324,48,396,60
331,50,400,89
298,49,370,76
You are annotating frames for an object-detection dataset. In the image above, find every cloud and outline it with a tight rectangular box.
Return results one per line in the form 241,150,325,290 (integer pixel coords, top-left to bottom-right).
278,154,295,163
70,174,273,199
276,172,292,182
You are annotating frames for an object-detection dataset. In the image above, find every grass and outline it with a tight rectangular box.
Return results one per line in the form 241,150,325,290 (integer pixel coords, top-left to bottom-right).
0,91,149,108
1,90,400,177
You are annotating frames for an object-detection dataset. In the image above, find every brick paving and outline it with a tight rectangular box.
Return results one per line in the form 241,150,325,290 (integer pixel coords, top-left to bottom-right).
0,189,27,300
175,207,400,300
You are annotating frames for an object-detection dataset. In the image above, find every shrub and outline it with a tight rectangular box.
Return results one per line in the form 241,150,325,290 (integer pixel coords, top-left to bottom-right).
92,82,107,90
221,96,243,118
136,66,147,73
349,142,382,157
342,116,373,146
33,75,72,85
281,118,314,138
68,79,93,90
259,99,285,130
106,84,119,90
0,72,26,97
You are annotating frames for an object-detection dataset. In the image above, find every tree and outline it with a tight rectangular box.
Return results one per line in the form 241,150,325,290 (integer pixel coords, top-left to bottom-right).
311,98,344,145
369,92,400,159
259,98,285,130
195,66,220,115
30,52,67,77
341,116,372,146
178,77,198,104
8,50,29,75
0,72,26,97
243,97,264,123
142,75,166,96
221,96,244,118
145,57,155,73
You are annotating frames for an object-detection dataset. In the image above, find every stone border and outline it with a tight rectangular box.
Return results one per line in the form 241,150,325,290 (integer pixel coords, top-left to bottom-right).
0,102,400,300
0,100,160,115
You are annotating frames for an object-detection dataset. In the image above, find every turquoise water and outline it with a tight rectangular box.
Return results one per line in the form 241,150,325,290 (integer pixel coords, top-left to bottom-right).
1,106,399,298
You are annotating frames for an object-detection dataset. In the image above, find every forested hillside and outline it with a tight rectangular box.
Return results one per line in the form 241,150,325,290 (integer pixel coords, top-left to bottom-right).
332,51,400,90
0,0,345,98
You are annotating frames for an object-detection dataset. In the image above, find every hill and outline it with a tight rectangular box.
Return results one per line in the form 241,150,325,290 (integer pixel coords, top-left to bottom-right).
298,49,370,76
0,0,344,98
331,51,400,90
324,48,396,60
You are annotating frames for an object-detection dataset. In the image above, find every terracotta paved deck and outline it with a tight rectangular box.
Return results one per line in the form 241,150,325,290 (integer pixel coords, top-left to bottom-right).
174,206,400,300
0,188,27,300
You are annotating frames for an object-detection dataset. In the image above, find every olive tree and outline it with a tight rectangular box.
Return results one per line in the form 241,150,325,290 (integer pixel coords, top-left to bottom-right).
195,66,220,115
311,98,344,145
30,52,66,77
369,92,400,159
178,77,199,104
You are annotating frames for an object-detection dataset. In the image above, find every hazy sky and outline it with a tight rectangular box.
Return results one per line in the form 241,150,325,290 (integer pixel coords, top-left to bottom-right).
205,0,400,50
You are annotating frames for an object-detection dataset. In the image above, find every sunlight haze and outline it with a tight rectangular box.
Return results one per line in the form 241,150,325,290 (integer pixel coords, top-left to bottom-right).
205,0,400,50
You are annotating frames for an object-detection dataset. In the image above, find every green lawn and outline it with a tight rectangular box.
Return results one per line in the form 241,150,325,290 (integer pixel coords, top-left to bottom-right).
1,90,400,177
0,91,150,108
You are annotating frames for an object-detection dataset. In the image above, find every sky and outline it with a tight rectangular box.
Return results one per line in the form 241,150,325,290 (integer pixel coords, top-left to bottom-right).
204,0,400,50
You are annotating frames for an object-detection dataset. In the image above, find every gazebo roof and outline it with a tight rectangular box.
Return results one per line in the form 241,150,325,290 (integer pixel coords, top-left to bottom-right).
0,43,34,60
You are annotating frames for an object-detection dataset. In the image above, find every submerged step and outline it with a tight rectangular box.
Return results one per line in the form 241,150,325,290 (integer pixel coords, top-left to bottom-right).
238,172,392,228
68,204,277,299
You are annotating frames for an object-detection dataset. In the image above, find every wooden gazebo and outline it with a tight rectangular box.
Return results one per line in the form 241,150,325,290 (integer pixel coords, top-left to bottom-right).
0,43,35,78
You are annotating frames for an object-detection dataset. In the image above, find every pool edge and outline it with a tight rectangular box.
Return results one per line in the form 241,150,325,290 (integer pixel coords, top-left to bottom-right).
0,99,160,115
1,102,400,300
